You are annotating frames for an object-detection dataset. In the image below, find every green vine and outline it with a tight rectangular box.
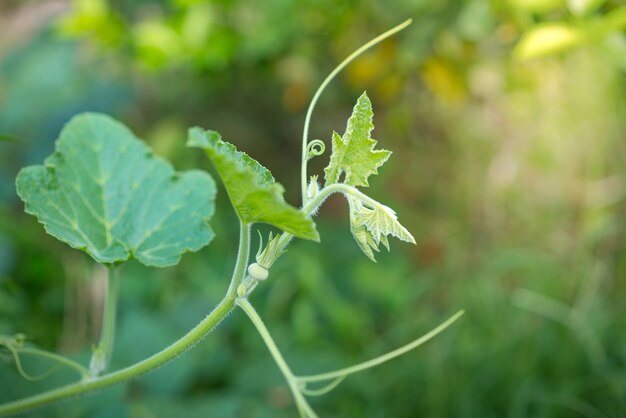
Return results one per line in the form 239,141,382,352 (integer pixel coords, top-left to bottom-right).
0,19,464,418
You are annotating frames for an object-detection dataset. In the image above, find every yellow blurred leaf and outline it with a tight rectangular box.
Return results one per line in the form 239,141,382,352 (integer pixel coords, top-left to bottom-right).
421,57,467,103
375,73,403,103
346,42,395,88
347,54,383,87
514,23,585,61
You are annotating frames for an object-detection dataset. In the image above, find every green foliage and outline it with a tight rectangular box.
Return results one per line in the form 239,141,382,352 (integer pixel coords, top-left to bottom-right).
57,0,348,72
0,17,437,418
188,128,319,241
16,113,216,267
10,0,626,415
324,92,391,188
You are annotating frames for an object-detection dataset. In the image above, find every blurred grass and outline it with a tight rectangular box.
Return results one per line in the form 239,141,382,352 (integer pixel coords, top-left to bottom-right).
1,0,626,417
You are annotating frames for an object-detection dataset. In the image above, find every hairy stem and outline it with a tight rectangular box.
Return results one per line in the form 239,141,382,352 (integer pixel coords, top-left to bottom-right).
300,19,412,204
237,297,318,418
228,223,252,296
303,183,379,215
0,222,251,417
89,266,120,376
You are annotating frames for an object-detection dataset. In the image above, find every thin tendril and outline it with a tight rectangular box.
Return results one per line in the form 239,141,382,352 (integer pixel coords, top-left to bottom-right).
300,18,413,204
306,139,326,161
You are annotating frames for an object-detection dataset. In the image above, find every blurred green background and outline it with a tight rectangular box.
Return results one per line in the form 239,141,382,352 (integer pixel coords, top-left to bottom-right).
2,0,626,417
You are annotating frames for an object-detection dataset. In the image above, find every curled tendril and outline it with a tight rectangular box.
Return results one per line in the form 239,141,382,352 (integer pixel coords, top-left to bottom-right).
306,139,326,161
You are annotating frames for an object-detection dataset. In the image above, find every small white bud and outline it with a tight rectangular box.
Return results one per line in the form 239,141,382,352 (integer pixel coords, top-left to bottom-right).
247,262,269,281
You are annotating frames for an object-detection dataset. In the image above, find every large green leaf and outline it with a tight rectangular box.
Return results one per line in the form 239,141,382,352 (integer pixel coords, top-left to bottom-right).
324,92,391,187
16,113,216,267
188,128,319,241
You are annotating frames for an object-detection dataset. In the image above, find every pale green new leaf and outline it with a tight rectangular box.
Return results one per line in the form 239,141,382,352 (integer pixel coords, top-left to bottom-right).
16,113,216,267
348,195,415,262
188,128,319,241
324,92,391,187
350,221,379,262
256,232,287,269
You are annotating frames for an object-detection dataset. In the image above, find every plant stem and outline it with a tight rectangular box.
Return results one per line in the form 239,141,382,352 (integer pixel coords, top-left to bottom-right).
89,266,121,376
300,18,412,204
225,222,252,299
0,222,251,418
236,297,318,418
305,183,387,215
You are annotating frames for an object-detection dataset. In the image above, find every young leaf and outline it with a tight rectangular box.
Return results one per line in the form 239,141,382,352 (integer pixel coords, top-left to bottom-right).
256,232,287,269
348,195,415,262
16,113,216,267
324,92,391,187
188,128,319,241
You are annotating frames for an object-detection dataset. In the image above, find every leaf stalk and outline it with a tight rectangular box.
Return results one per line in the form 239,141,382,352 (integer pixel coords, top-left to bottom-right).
89,265,121,376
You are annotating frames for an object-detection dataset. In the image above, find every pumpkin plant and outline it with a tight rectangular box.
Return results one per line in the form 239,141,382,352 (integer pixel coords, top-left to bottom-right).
0,20,463,418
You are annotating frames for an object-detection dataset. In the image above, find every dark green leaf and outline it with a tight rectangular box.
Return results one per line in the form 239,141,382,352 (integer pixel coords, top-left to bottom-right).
188,128,319,241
